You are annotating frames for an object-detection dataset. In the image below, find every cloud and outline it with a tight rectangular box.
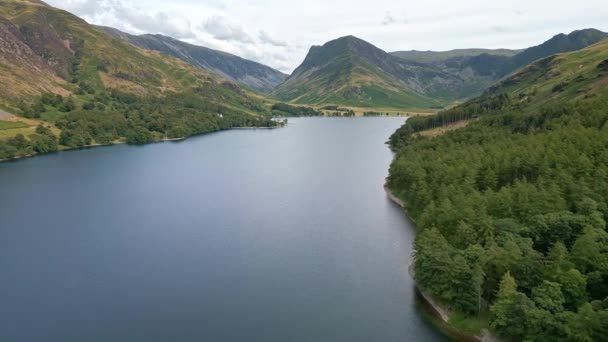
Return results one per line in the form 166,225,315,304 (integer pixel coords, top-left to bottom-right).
382,11,408,26
491,25,510,33
258,30,288,47
54,0,99,16
116,7,195,39
48,0,195,39
382,12,396,26
201,16,254,43
46,0,608,73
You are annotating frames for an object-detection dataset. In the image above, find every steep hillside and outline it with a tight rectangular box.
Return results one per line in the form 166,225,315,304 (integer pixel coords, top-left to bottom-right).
271,36,458,108
389,29,608,103
390,38,608,146
99,26,287,93
387,38,608,341
0,0,276,161
499,28,608,77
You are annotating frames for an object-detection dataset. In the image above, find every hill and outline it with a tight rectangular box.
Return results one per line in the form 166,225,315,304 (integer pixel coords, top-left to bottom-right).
270,35,457,109
386,39,608,341
273,30,607,109
500,28,608,77
0,0,276,161
99,26,287,93
389,29,608,105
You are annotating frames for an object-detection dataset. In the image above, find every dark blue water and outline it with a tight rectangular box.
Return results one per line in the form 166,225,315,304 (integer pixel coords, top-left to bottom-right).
0,117,447,342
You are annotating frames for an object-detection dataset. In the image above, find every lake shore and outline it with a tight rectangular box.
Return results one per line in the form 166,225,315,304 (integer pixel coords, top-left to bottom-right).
0,123,285,164
384,184,499,342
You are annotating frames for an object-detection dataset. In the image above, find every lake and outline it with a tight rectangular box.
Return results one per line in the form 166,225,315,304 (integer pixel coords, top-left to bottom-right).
0,117,448,341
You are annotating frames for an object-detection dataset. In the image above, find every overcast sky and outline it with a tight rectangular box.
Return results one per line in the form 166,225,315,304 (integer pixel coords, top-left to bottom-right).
47,0,608,73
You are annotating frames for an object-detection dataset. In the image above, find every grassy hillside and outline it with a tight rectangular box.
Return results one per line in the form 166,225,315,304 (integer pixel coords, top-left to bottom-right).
386,39,608,340
271,36,449,109
388,29,608,105
0,0,276,161
390,39,608,146
499,28,608,77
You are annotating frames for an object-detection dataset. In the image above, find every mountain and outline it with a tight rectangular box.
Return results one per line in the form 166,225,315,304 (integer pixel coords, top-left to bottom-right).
489,39,608,100
273,30,607,109
99,27,287,93
388,29,608,105
386,38,608,341
271,35,461,108
0,0,276,160
498,28,608,76
391,48,521,64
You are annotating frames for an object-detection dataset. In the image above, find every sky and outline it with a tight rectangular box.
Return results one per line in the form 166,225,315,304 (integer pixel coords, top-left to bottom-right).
47,0,608,74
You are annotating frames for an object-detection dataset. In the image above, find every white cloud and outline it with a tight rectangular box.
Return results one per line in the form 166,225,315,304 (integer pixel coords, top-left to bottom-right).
259,31,288,47
46,0,608,74
201,16,254,43
50,0,195,39
382,12,396,26
382,11,409,26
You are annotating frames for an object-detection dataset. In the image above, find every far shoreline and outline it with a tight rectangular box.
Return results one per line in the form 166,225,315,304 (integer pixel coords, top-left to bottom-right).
0,123,286,164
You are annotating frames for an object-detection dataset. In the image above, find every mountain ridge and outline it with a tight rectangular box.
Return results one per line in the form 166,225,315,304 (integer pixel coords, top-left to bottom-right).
390,48,521,64
273,29,607,109
271,35,460,108
99,26,287,93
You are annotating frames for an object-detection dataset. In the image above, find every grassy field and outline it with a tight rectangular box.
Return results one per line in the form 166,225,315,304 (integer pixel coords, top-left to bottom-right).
335,106,437,117
0,116,60,139
0,121,28,130
415,119,476,137
265,97,439,117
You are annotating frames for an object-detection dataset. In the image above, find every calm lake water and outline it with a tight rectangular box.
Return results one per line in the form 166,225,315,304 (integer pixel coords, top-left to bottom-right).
0,117,448,342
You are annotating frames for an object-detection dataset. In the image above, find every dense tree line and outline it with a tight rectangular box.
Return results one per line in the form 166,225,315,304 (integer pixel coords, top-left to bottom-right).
327,110,355,117
271,103,323,117
54,91,277,148
387,98,608,340
389,93,513,148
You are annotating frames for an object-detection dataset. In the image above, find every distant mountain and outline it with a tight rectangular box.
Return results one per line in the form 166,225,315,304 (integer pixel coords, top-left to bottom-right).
487,38,608,105
391,48,521,64
273,30,607,109
271,36,461,108
499,28,608,76
100,26,287,93
388,29,608,105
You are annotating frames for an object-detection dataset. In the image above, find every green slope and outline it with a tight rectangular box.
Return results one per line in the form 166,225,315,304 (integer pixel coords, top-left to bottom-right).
271,36,448,109
390,39,608,146
388,29,608,103
387,39,608,340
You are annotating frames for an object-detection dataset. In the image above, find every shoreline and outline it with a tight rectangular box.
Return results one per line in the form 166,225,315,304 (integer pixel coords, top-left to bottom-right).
0,123,285,164
384,184,498,342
